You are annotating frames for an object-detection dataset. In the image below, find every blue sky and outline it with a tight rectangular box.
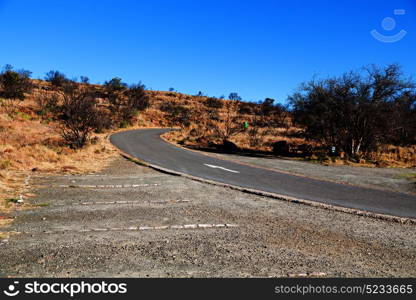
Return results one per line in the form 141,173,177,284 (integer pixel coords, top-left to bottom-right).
0,0,414,103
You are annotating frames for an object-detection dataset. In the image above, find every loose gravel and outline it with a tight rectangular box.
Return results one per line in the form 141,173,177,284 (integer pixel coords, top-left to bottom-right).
0,157,415,277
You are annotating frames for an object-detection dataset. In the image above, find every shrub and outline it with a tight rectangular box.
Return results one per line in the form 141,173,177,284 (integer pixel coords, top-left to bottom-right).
35,94,60,118
117,87,148,125
126,83,149,111
0,65,33,116
0,65,33,100
260,98,275,115
45,70,69,87
205,97,223,108
238,101,255,114
209,100,242,141
220,140,239,153
104,79,148,127
228,92,242,101
0,159,12,170
289,64,415,158
272,141,289,156
160,102,191,127
165,92,177,97
104,77,127,92
94,109,113,133
80,76,90,84
58,84,100,148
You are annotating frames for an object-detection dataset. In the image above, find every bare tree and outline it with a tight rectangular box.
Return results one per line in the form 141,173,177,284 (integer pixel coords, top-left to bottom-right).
58,83,100,148
209,99,242,142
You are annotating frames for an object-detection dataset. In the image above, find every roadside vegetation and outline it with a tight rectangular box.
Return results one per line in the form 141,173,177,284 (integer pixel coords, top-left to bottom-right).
164,64,416,168
1,63,416,215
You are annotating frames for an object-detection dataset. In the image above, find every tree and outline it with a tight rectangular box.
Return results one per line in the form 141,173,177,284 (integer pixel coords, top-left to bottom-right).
45,70,69,87
270,103,290,129
104,78,149,127
289,64,414,159
388,91,416,145
122,83,149,124
228,92,242,101
261,98,275,115
104,77,127,92
80,76,90,84
0,65,33,116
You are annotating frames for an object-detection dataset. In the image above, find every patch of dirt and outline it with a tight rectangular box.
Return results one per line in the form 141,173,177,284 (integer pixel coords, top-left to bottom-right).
0,157,415,277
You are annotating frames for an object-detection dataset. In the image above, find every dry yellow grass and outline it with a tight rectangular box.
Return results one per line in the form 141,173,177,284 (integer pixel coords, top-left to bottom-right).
0,94,120,217
0,86,165,217
1,83,415,219
154,90,416,168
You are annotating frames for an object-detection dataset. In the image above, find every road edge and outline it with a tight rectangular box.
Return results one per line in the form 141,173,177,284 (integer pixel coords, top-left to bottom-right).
109,130,416,226
160,132,416,196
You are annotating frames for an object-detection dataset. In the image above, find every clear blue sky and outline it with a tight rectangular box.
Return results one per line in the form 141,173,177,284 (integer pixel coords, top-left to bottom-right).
0,0,414,103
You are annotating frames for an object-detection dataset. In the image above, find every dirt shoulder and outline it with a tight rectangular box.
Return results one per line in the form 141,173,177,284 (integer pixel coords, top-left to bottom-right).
0,156,415,277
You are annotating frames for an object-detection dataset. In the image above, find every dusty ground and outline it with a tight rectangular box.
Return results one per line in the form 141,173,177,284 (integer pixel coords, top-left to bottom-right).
0,156,415,277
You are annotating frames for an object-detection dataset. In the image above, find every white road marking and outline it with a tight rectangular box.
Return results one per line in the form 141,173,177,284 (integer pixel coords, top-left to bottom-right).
34,224,239,234
204,163,240,173
50,199,190,206
58,183,159,188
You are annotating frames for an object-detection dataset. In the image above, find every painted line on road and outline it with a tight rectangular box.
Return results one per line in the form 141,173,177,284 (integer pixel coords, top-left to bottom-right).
57,183,160,188
61,175,172,180
33,223,239,235
204,164,240,173
121,149,416,225
44,199,190,207
286,272,327,278
73,199,190,206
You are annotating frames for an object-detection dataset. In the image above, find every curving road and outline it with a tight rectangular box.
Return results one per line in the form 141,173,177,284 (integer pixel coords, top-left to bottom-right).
110,129,416,219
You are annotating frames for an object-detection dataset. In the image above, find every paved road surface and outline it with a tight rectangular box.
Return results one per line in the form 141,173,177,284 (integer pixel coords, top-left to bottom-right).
110,129,416,219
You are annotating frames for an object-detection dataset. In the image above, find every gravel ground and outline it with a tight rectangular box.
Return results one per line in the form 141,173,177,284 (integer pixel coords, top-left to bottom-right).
195,151,416,195
0,157,415,277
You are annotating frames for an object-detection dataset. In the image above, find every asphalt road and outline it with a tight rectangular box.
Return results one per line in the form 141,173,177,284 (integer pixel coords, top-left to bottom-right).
110,129,416,219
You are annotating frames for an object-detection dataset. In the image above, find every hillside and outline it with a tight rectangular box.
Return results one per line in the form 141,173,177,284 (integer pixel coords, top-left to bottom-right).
1,78,416,214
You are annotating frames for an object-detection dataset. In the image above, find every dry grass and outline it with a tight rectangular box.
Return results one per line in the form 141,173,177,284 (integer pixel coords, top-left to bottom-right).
0,86,168,217
1,83,416,221
0,91,120,217
152,90,416,168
